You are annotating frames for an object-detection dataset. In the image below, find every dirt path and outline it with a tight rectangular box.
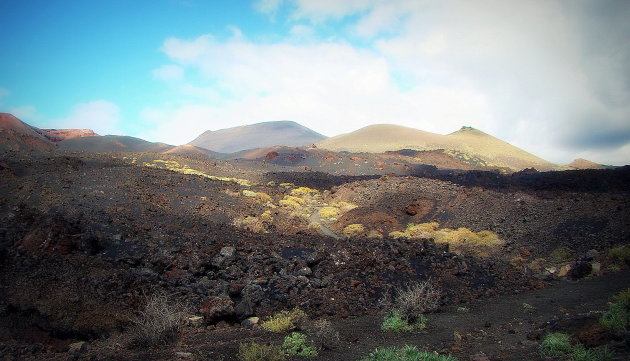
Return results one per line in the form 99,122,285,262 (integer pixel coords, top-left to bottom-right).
309,209,341,239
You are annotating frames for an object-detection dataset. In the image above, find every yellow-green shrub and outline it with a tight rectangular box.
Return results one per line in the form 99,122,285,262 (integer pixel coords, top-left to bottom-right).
261,308,307,333
279,196,306,209
319,207,340,220
343,224,366,238
607,246,630,268
233,216,266,233
290,187,319,196
237,343,285,361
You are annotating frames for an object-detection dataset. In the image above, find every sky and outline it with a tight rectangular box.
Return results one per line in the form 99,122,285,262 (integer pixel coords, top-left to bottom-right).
1,0,629,165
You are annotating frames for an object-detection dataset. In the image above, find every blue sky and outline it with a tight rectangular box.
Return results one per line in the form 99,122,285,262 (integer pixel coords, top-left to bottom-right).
1,0,629,165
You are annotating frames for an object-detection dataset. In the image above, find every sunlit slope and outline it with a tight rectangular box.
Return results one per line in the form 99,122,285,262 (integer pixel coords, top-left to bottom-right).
317,124,555,171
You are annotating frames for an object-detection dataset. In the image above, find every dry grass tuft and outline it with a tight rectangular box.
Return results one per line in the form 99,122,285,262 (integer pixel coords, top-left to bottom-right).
127,291,189,348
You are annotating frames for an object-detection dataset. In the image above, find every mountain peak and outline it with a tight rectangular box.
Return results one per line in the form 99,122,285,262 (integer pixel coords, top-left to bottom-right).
189,120,326,153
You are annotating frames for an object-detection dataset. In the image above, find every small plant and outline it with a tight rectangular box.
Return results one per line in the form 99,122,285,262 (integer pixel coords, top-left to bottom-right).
237,343,285,361
290,187,319,196
381,311,413,332
570,345,615,361
318,206,341,220
381,311,427,332
308,319,340,350
539,333,573,357
127,291,189,347
539,332,616,361
456,306,469,313
279,195,306,208
343,224,366,238
282,332,317,357
359,345,458,361
389,280,440,323
607,246,630,268
261,308,307,333
600,288,629,333
522,303,534,310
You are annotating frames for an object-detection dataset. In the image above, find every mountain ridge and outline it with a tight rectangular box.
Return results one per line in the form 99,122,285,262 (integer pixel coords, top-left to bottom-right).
189,120,327,153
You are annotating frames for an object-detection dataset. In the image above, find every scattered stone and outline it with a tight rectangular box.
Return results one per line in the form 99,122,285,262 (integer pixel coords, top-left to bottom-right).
188,316,204,327
296,266,312,276
590,262,601,276
175,351,193,358
199,297,235,323
568,261,592,280
469,351,490,361
558,264,572,277
68,341,87,353
241,317,260,327
219,246,236,258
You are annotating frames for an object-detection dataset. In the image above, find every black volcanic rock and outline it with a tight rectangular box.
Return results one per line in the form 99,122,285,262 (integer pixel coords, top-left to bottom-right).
189,120,326,153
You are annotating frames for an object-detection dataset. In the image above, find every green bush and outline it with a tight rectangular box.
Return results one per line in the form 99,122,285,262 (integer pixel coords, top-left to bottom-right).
570,345,615,361
539,333,615,361
600,288,629,333
540,333,573,357
607,246,630,268
237,343,285,361
282,332,317,357
359,345,457,361
381,311,426,332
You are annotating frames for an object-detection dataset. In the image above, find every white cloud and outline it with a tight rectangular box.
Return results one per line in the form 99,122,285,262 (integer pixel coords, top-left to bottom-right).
152,64,185,81
148,0,630,165
52,100,121,135
141,31,490,146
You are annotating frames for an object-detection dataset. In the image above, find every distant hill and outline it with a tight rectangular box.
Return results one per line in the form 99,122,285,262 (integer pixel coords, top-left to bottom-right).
162,144,220,158
567,158,606,170
0,113,55,151
317,124,555,171
59,135,173,153
189,121,326,153
34,128,99,142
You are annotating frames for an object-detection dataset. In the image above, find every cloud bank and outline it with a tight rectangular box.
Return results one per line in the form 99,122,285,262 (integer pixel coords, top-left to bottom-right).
140,0,629,165
52,100,122,136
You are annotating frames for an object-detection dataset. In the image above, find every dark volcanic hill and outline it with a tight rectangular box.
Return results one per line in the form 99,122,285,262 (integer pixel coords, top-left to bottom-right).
0,113,55,151
189,120,326,153
59,135,173,153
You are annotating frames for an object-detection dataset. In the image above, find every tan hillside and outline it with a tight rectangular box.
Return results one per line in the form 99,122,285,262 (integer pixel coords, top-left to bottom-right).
317,124,555,171
567,158,605,170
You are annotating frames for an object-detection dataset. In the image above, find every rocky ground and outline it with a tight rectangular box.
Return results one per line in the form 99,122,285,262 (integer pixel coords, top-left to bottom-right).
0,149,628,360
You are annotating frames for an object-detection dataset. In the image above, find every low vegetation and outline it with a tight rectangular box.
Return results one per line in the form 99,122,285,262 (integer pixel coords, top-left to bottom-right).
237,342,285,361
307,319,340,350
343,223,366,238
360,345,457,361
389,222,502,255
606,246,630,269
600,288,629,333
261,308,307,333
380,280,439,332
127,292,189,348
143,159,252,186
282,332,318,356
539,333,614,361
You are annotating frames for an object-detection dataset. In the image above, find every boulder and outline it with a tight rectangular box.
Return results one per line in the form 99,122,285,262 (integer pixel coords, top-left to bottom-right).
199,297,235,323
